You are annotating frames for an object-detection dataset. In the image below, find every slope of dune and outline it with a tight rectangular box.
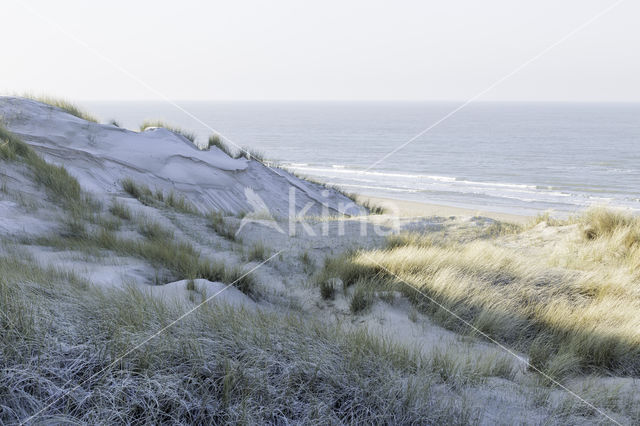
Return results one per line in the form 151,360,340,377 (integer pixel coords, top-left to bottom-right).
0,96,361,217
1,97,638,425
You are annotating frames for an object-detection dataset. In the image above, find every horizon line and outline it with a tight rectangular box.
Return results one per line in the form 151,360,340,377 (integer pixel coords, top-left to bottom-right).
75,98,640,104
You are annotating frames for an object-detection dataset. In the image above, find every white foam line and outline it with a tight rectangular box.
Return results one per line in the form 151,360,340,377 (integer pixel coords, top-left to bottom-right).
289,165,538,189
324,182,419,193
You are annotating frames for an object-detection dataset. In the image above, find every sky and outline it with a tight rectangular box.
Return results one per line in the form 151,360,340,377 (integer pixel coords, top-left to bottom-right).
2,0,639,102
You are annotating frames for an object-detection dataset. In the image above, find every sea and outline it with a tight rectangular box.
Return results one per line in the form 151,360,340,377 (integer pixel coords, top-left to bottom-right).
85,101,640,217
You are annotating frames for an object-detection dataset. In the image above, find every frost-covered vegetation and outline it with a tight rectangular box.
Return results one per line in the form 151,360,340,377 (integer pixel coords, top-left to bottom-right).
2,99,640,424
0,252,480,424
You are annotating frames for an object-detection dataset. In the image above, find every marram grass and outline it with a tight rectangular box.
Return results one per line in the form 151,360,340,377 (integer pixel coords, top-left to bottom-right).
22,94,98,122
140,120,196,143
0,254,474,425
318,207,640,378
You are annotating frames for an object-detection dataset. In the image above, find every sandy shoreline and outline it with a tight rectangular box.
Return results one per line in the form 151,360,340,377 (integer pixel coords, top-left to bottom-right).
360,195,531,224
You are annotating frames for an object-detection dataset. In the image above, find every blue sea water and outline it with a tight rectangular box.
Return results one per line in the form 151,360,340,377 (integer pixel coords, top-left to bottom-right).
85,101,640,216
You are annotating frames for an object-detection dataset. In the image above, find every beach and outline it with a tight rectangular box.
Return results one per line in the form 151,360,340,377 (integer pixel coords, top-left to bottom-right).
360,195,531,224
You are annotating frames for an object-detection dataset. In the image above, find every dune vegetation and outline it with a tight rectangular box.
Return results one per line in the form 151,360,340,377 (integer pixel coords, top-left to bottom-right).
35,202,257,294
206,135,268,162
1,123,248,292
248,148,266,161
207,210,241,242
109,199,132,220
121,177,199,214
207,134,238,158
247,241,270,261
317,208,640,380
22,94,99,122
140,120,197,143
0,252,478,424
0,122,474,421
359,198,386,215
0,119,507,423
0,124,94,214
4,99,640,423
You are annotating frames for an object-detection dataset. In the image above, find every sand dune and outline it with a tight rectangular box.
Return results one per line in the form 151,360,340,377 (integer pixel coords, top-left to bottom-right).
0,96,360,217
1,97,637,424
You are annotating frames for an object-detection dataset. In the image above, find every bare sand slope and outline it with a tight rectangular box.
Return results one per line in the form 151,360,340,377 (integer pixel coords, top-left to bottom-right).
0,96,360,217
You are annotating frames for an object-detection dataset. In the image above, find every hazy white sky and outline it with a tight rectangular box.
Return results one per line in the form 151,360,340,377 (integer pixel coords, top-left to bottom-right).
2,0,639,101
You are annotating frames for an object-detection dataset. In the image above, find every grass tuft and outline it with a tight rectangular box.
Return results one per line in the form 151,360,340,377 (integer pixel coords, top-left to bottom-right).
207,211,240,242
350,282,373,313
109,199,132,220
361,199,386,215
580,207,639,244
121,178,198,214
165,190,198,214
317,254,380,289
122,178,154,204
38,224,256,295
242,147,265,162
223,266,256,296
320,279,336,300
247,241,269,262
23,94,98,122
0,125,94,212
483,220,522,237
139,218,174,241
140,120,196,143
300,251,312,266
386,232,433,249
207,134,237,158
529,211,567,227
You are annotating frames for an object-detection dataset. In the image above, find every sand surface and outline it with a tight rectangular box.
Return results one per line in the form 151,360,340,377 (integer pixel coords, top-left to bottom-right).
361,195,531,224
0,96,361,217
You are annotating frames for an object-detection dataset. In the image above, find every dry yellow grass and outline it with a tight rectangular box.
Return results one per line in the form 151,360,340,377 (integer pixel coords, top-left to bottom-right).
321,208,640,378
